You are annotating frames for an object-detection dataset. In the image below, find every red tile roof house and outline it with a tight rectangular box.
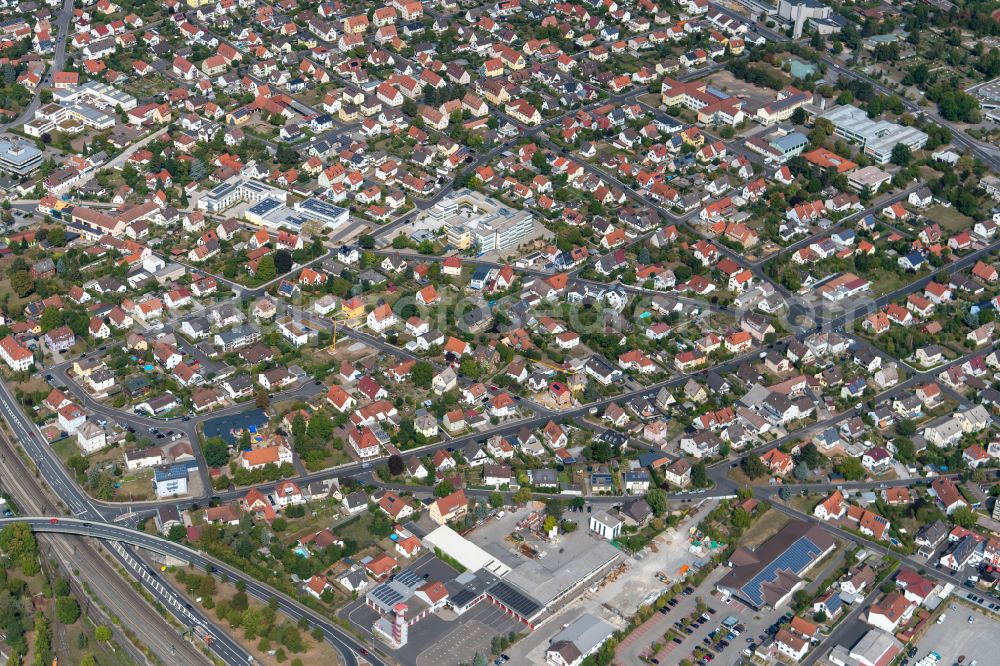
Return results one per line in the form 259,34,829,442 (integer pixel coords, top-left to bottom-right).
866,592,915,633
428,489,468,525
760,448,793,476
378,491,414,521
364,553,398,582
304,574,331,599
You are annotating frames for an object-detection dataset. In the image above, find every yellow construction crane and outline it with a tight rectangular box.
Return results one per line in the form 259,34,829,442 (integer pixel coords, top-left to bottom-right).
532,359,576,375
327,320,339,353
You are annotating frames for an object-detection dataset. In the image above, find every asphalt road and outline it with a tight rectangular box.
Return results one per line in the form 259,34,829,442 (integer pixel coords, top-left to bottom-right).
0,517,376,666
0,375,374,665
0,409,215,665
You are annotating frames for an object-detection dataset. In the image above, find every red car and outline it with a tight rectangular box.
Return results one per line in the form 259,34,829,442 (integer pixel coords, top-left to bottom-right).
49,518,59,524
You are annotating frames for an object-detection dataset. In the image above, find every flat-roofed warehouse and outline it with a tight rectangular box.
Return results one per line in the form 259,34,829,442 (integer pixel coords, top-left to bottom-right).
421,525,548,627
422,524,511,576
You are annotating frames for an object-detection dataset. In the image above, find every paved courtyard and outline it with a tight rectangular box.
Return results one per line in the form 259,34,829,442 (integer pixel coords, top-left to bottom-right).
414,603,522,666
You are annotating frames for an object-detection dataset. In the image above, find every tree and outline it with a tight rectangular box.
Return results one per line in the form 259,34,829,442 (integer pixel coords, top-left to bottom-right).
590,439,613,463
893,438,915,464
543,515,557,533
274,249,293,274
94,625,112,642
0,523,37,562
434,479,455,497
412,361,434,388
45,227,66,247
167,524,187,542
512,487,533,504
731,507,751,531
691,462,708,488
798,443,822,469
793,461,810,481
255,255,276,281
646,488,668,516
791,589,812,613
387,454,404,476
896,419,917,437
39,306,62,333
952,506,977,529
255,387,270,410
204,439,229,468
275,143,299,168
742,455,767,479
489,491,504,509
890,143,912,167
67,455,89,480
835,457,865,481
55,597,80,625
9,271,33,297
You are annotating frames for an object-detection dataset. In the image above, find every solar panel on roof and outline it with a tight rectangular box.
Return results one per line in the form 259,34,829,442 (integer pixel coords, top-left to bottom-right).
370,584,405,607
739,537,823,607
450,588,477,608
487,581,541,618
394,568,423,588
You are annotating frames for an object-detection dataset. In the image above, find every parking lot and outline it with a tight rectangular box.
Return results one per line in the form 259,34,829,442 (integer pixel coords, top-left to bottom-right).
911,602,997,666
622,565,789,666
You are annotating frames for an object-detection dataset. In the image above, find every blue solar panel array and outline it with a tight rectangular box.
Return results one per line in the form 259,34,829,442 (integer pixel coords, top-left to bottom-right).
740,536,823,607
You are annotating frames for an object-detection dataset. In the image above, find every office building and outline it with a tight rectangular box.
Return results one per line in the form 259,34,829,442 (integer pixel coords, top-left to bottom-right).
243,196,348,231
820,105,928,165
198,177,288,212
24,102,115,137
0,139,43,175
53,80,137,111
294,197,350,230
777,0,843,37
431,189,535,253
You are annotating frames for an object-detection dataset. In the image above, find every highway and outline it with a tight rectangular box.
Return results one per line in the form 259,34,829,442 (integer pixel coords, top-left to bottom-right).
0,406,215,665
0,373,376,665
0,516,377,666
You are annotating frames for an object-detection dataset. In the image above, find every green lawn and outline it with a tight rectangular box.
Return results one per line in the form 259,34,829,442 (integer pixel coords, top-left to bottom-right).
922,205,973,233
336,512,386,551
52,437,77,463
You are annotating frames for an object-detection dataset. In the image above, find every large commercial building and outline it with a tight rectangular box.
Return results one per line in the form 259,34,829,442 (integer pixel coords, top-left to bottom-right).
243,196,349,231
53,80,137,111
293,197,349,230
24,101,115,137
661,78,745,126
197,177,288,212
820,105,928,165
745,130,808,163
777,0,844,37
0,139,43,175
754,90,813,125
431,189,535,253
715,520,835,609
